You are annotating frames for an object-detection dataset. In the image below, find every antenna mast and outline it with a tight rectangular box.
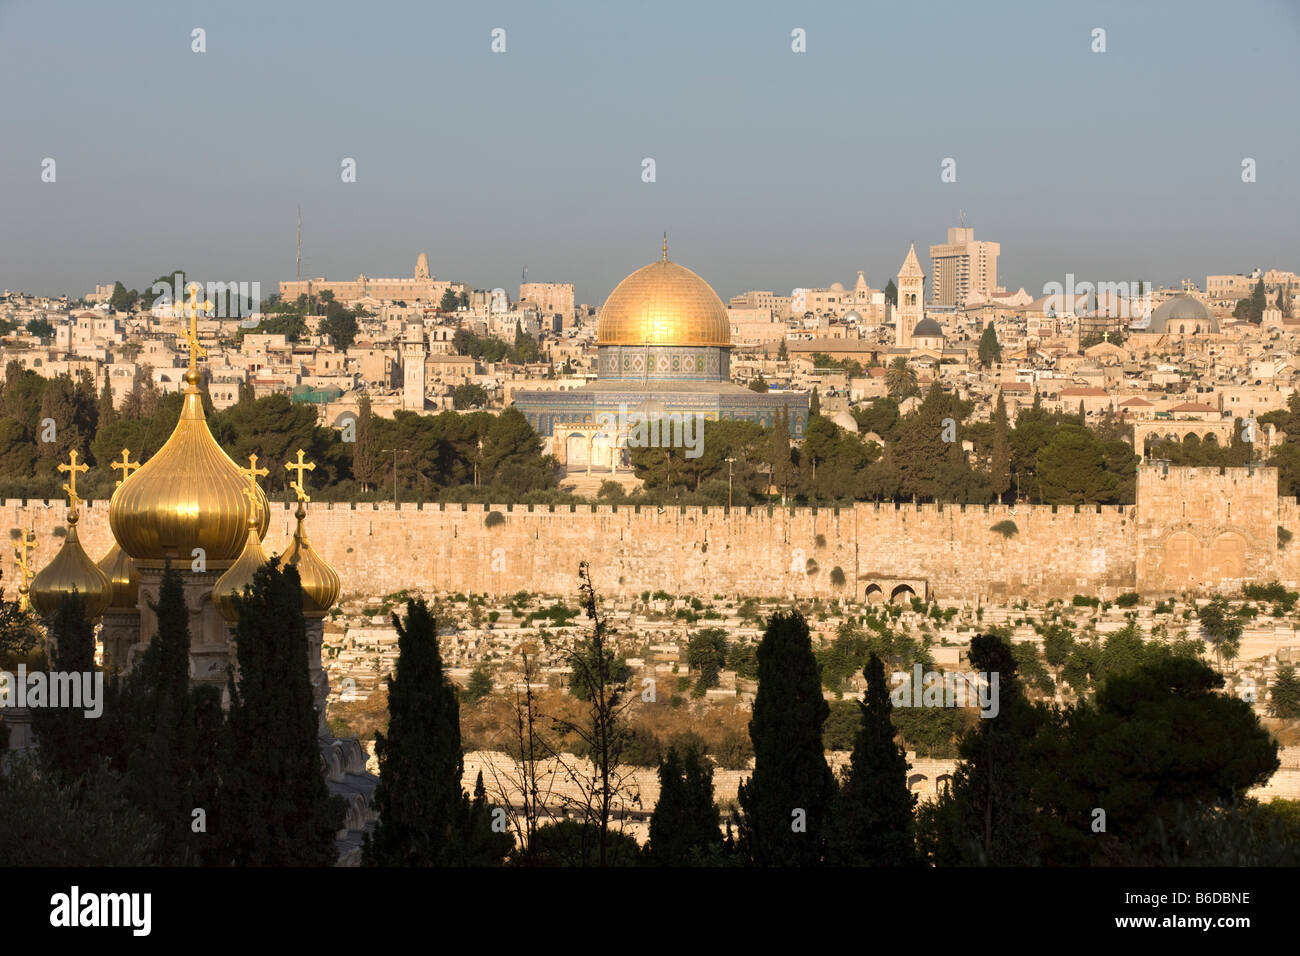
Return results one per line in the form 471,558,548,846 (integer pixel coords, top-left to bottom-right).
296,205,303,284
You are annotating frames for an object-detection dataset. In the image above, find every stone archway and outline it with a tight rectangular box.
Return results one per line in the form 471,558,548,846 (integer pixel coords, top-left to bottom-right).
865,583,884,605
890,583,917,605
1208,532,1246,581
907,773,929,792
1164,531,1199,585
564,432,590,469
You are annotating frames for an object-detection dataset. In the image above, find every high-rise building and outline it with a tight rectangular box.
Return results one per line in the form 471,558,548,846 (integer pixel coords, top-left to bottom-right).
930,225,999,308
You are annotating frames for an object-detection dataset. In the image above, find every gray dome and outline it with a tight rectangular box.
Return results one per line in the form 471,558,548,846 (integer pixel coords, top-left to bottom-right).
1145,294,1218,334
843,310,862,322
912,317,943,337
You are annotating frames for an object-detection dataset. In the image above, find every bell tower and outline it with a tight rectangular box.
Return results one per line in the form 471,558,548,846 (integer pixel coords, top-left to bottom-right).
895,242,925,349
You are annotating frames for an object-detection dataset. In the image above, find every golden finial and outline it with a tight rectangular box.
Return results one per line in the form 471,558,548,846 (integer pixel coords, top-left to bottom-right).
285,448,315,504
14,528,36,610
662,232,668,262
111,447,140,488
181,283,211,377
57,449,89,515
239,454,269,517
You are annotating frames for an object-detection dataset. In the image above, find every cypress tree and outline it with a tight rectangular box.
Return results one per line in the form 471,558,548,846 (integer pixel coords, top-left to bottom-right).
646,745,721,865
809,386,820,417
947,633,1040,865
464,770,513,865
737,610,835,865
120,564,219,864
354,391,375,492
215,561,344,865
978,322,1001,366
827,653,916,865
31,592,101,785
990,392,1011,501
364,598,468,865
97,372,117,428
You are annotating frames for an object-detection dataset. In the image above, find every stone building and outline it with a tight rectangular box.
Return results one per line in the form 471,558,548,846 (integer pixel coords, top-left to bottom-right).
513,240,809,460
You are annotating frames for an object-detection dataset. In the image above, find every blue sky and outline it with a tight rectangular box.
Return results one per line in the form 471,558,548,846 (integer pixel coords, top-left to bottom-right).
2,0,1297,303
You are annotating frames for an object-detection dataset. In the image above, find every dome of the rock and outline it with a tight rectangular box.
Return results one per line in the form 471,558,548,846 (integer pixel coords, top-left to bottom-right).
109,370,269,564
596,258,730,348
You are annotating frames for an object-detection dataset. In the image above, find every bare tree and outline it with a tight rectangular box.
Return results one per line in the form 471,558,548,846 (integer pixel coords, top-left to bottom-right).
548,562,642,865
479,645,559,863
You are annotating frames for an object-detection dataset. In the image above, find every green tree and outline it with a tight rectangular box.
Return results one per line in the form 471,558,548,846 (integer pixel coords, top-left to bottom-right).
977,322,1001,366
453,383,488,410
645,745,723,865
353,391,376,492
827,653,917,865
777,338,788,362
1030,657,1279,864
687,627,729,697
922,633,1041,865
1197,597,1243,664
1269,664,1300,718
748,374,768,393
26,318,55,340
809,386,820,417
769,407,795,501
97,372,117,429
989,392,1011,501
109,281,139,312
1035,424,1120,504
365,599,471,865
320,301,359,349
214,561,345,865
737,610,835,865
464,662,494,703
31,593,102,786
119,564,221,865
884,279,897,307
440,288,461,312
885,357,918,401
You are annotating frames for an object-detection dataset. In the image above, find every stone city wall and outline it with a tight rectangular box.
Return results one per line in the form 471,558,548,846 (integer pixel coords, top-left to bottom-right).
5,467,1296,603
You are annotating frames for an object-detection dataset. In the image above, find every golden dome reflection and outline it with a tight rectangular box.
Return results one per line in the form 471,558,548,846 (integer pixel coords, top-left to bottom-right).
109,370,269,565
596,258,731,348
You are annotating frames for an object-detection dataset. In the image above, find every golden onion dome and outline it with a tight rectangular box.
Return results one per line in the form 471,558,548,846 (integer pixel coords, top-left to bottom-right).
596,254,731,348
30,512,113,620
280,503,340,616
96,540,139,612
109,370,269,564
212,522,270,624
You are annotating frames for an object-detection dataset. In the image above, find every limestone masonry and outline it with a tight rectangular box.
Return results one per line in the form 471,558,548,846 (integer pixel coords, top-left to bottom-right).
7,465,1296,603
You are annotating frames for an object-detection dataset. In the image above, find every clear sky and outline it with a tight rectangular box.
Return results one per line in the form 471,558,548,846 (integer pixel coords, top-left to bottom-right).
2,0,1298,304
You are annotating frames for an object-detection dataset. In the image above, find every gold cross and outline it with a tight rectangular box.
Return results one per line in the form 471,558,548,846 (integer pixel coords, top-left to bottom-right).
181,284,211,374
111,447,140,488
57,449,89,512
14,528,36,589
285,448,315,503
239,453,269,508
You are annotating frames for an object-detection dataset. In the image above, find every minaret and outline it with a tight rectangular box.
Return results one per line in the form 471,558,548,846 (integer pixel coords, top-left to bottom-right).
401,322,426,410
895,242,925,349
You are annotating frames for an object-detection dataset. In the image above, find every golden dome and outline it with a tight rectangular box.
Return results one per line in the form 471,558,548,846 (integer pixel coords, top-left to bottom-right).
30,512,113,620
212,524,270,623
280,503,340,616
96,541,139,612
109,371,269,564
596,257,730,348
